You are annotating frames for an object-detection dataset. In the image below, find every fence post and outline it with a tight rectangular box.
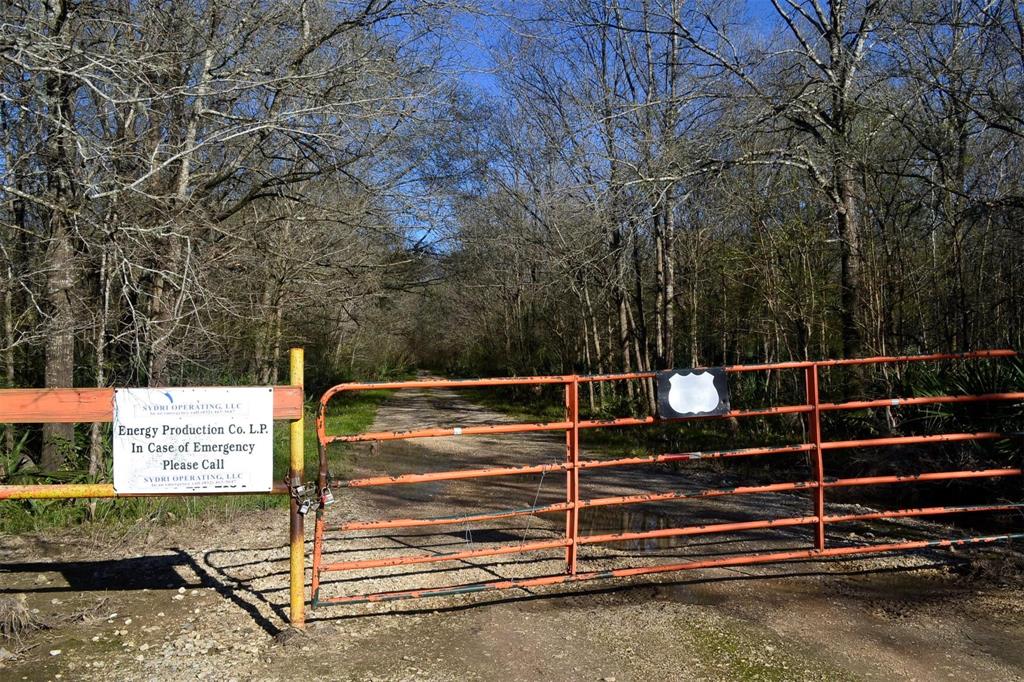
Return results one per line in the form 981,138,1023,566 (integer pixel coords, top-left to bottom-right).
565,377,580,574
804,363,826,550
288,347,305,628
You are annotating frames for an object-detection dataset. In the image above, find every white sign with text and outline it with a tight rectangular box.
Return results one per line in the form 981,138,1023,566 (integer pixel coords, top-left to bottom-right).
113,387,274,494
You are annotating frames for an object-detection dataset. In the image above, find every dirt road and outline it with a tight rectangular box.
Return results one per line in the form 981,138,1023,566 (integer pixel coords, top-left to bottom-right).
3,387,1024,681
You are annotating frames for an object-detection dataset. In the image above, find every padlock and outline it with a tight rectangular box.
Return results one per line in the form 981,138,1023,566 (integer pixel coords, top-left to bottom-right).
299,499,311,515
322,488,335,506
293,484,307,497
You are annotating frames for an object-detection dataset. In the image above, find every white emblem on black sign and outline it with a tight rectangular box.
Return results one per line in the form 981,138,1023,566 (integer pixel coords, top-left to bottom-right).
656,368,730,419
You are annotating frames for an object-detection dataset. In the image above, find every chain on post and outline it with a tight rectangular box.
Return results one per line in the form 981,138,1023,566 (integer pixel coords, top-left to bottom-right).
319,470,336,507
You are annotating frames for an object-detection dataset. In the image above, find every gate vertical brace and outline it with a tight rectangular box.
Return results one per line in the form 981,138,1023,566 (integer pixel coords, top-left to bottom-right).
311,454,325,606
311,425,327,606
805,363,826,550
565,378,581,574
289,347,306,628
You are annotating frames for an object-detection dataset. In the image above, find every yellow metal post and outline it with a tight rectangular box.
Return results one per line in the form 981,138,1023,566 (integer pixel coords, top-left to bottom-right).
288,347,305,628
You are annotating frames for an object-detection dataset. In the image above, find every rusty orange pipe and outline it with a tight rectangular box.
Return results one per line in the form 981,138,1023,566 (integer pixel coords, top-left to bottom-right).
335,501,573,532
579,480,819,509
326,420,572,444
577,444,815,470
576,350,1017,382
579,514,819,545
321,537,569,573
826,468,1022,487
340,461,569,488
821,432,1005,450
820,392,1024,412
576,403,814,431
826,503,1024,524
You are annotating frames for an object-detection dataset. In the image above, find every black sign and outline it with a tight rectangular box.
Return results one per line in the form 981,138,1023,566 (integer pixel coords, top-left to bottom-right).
656,368,730,419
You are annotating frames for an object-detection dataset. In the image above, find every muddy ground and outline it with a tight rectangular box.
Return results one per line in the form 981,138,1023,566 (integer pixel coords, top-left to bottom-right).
3,387,1024,681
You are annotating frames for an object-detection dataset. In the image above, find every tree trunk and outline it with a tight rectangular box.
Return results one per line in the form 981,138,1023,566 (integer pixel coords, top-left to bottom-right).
837,165,862,358
3,251,14,455
42,216,76,471
40,0,76,472
146,235,183,386
89,241,112,479
270,291,283,384
583,284,607,407
662,198,675,368
654,208,665,367
616,289,634,401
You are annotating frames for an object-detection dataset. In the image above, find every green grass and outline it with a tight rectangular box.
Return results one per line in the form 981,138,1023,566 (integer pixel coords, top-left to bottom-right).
466,386,566,424
315,388,392,482
0,390,391,534
685,616,857,682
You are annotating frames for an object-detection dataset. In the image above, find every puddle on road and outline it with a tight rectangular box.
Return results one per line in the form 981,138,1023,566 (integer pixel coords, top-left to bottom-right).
580,506,686,551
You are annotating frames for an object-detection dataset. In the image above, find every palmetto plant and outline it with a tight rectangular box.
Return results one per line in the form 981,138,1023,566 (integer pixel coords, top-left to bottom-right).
0,433,31,484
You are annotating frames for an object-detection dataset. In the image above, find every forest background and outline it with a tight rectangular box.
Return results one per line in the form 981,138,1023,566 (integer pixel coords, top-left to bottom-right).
1,1,1022,507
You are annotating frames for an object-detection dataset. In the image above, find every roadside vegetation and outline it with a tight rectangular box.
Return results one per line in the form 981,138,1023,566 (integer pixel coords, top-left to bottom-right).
2,1,1023,532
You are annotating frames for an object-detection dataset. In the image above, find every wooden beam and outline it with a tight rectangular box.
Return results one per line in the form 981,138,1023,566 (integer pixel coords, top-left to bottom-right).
0,386,304,423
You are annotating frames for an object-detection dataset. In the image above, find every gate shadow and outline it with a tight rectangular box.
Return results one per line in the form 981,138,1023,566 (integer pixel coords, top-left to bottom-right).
306,550,970,623
0,539,989,637
1,547,288,637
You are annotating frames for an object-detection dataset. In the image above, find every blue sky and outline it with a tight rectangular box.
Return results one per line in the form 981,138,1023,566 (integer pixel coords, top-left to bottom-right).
449,1,783,97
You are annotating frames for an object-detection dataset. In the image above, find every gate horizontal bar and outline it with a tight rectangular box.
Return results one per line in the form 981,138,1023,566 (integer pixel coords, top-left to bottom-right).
335,501,572,532
0,481,290,500
320,537,569,572
825,468,1022,487
326,420,572,444
315,532,1024,605
576,350,1017,382
822,432,1005,450
819,392,1024,412
322,375,576,395
581,480,819,509
578,503,1024,547
340,461,569,488
826,503,1024,524
578,443,815,469
577,404,813,430
0,385,303,424
579,468,1020,511
815,349,1017,367
579,515,819,545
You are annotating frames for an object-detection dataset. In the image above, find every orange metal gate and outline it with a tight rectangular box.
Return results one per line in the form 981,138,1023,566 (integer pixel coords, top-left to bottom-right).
310,350,1024,607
